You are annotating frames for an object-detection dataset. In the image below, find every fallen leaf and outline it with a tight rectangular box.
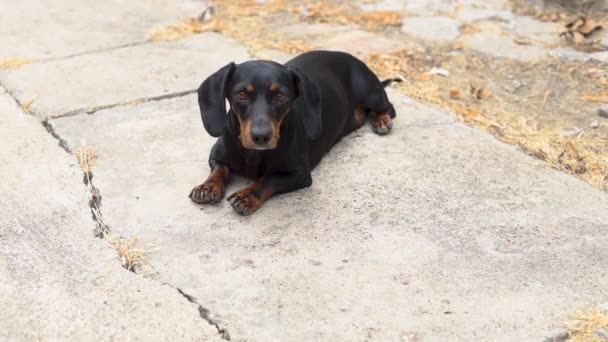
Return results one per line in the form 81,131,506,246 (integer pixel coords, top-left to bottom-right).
578,18,601,35
470,84,491,100
460,23,478,34
581,89,608,102
536,11,565,22
452,42,464,50
572,31,585,44
514,36,531,45
449,89,460,98
452,105,480,118
563,16,604,41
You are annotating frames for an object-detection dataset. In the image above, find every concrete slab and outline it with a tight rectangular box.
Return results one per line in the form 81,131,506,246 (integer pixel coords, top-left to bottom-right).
402,16,461,42
0,33,249,119
514,16,561,46
462,30,548,61
456,8,514,22
278,22,351,36
313,30,410,58
253,49,295,64
0,0,206,59
591,51,608,64
52,90,608,340
0,90,221,341
548,47,592,62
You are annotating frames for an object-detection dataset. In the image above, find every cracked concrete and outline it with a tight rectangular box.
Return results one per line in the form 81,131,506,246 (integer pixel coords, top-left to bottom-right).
0,33,249,119
2,0,608,340
50,90,608,340
0,89,221,341
0,0,208,60
54,89,198,120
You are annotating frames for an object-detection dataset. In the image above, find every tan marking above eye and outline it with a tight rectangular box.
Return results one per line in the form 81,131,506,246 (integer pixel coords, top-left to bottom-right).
269,83,278,92
246,84,254,92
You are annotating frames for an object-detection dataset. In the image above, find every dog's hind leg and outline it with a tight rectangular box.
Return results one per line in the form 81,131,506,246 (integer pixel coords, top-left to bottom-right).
362,86,396,136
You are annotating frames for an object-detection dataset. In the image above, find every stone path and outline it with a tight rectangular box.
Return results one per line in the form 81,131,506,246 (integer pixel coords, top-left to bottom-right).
1,0,608,341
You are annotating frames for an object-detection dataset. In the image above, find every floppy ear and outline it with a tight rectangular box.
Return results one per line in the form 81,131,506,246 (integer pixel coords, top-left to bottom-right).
198,62,236,137
289,65,322,140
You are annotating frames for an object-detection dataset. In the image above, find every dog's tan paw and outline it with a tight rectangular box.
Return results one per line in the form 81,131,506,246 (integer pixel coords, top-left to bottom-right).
371,112,393,135
227,189,261,215
189,180,225,204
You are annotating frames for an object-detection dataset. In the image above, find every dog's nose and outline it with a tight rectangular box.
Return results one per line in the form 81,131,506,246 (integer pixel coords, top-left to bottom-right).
250,126,272,146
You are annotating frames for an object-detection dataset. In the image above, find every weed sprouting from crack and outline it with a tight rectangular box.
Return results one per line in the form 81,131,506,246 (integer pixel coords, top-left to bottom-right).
70,144,227,335
562,307,608,342
107,234,159,273
74,144,107,237
74,143,157,274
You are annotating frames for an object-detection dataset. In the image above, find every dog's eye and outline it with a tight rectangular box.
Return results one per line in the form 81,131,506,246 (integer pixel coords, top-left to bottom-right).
235,91,248,101
275,93,287,103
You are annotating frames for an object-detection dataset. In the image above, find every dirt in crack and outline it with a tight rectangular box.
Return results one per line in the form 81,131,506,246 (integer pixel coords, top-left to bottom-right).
73,145,231,339
85,171,110,238
177,288,231,340
42,119,71,153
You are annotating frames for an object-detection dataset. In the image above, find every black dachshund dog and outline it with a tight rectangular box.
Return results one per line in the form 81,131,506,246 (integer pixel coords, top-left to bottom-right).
189,50,398,215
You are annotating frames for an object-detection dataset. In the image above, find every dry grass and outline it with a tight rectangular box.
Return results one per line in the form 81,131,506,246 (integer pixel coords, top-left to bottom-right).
107,234,158,273
352,11,403,30
200,0,309,54
150,17,221,41
306,1,402,30
0,57,38,69
74,144,157,274
364,49,608,191
74,145,97,174
563,307,608,342
21,95,38,113
166,0,607,192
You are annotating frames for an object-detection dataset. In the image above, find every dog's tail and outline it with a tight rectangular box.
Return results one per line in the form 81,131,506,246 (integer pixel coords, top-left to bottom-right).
381,78,403,88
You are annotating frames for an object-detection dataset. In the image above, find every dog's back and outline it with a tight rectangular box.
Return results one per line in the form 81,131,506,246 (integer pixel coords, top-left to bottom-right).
286,51,396,167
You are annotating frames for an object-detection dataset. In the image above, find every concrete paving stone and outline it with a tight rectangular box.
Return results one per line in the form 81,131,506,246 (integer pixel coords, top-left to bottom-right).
514,16,561,46
52,90,608,340
0,33,250,119
462,30,549,61
278,22,351,36
312,30,410,58
596,29,608,51
548,47,592,62
591,51,608,64
0,90,221,341
253,49,295,64
359,0,408,12
0,0,207,60
372,0,511,15
401,16,461,42
456,8,515,22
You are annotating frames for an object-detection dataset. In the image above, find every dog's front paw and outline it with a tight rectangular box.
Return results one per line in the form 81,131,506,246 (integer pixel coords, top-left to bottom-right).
189,180,225,204
371,112,393,135
227,189,261,215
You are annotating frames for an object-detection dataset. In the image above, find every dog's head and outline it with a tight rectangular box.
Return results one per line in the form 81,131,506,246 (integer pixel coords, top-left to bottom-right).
197,60,321,150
